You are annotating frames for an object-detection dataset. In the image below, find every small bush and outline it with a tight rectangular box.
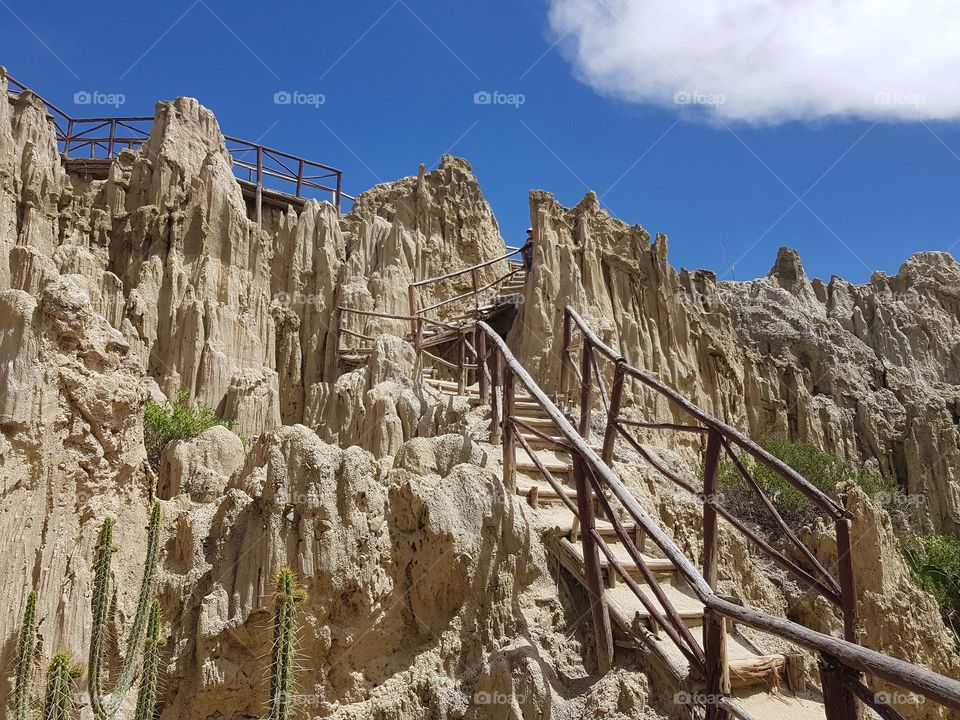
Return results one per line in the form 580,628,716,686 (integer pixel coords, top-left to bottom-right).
904,534,960,645
717,436,902,531
144,389,235,470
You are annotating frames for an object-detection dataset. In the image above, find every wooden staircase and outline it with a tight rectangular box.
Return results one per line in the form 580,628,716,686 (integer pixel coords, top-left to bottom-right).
425,376,826,719
339,266,960,720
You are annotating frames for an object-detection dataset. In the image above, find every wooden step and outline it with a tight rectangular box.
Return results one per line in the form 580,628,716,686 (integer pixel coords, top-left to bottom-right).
515,478,576,505
339,353,370,365
510,414,558,431
534,505,642,543
424,378,535,402
517,431,598,452
564,537,676,583
516,454,573,475
606,575,705,624
465,395,550,416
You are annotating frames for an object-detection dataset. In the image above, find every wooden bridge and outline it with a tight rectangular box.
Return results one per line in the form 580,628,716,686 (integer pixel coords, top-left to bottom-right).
336,253,960,720
5,74,354,220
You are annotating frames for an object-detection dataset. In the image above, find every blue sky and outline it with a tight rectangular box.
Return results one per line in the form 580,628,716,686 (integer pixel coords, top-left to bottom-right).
3,0,960,283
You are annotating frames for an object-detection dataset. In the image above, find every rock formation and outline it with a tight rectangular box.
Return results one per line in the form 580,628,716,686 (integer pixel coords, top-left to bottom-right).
0,63,958,720
511,190,960,535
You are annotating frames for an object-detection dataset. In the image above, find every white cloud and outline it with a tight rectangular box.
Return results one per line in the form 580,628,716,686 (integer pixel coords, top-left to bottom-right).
547,0,960,123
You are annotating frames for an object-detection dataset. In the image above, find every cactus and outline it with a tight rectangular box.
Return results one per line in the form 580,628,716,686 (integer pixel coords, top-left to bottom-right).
14,590,38,720
134,600,162,720
88,502,163,719
268,567,306,720
42,652,81,720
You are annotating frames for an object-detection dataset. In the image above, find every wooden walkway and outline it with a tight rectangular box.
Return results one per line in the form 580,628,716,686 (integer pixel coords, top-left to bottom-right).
426,376,826,720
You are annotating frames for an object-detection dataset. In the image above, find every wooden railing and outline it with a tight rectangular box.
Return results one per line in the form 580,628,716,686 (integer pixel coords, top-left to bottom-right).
332,271,960,719
559,306,860,640
335,306,485,391
5,73,353,213
406,248,524,339
473,315,960,720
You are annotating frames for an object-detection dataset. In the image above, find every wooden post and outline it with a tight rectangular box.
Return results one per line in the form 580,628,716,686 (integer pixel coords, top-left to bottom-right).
457,331,467,394
704,608,731,720
835,518,859,644
502,365,516,492
471,268,480,316
573,455,614,673
560,309,572,406
819,654,861,720
334,306,343,356
416,317,424,369
601,361,626,464
634,525,646,553
702,430,727,717
64,119,74,157
407,285,419,339
579,341,594,441
477,330,488,403
490,350,502,444
255,146,263,229
702,430,722,588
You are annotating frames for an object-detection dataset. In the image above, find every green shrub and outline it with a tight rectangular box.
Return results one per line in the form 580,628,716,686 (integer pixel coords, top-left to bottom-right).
717,436,903,531
904,534,960,645
144,389,235,470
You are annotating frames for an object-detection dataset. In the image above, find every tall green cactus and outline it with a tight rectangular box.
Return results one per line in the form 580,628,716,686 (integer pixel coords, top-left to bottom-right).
42,652,81,720
14,590,38,720
268,567,306,720
134,600,162,720
88,502,163,719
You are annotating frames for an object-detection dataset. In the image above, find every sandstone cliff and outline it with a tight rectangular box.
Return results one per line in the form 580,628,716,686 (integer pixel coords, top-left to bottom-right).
510,191,960,535
1,64,958,720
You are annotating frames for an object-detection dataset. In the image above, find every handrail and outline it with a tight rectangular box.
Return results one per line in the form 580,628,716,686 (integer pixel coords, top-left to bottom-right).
560,304,864,650
409,248,521,288
336,306,458,330
5,73,352,211
328,294,960,716
475,318,960,716
563,306,846,519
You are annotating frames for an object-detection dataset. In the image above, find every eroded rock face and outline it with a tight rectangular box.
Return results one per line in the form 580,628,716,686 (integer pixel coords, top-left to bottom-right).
0,72,648,720
162,428,599,720
1,64,958,720
800,486,960,720
723,250,960,535
512,189,960,535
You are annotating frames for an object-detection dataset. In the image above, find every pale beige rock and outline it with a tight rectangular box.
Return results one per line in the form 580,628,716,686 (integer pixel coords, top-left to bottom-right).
1,68,957,720
159,425,245,502
511,188,960,535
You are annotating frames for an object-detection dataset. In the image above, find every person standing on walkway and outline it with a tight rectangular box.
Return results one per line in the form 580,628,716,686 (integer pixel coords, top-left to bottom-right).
521,228,535,273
